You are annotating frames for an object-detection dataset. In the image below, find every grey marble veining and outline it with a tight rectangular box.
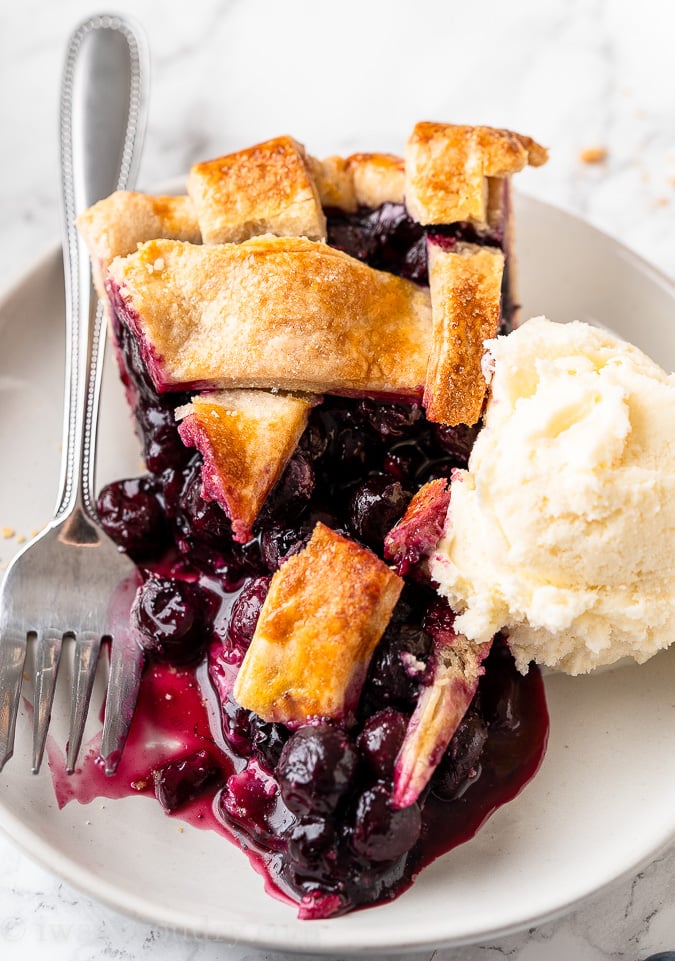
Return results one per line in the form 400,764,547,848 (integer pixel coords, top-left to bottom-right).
0,2,674,960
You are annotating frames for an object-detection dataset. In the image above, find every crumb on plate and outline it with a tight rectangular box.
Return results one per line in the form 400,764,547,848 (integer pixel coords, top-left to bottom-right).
579,146,608,164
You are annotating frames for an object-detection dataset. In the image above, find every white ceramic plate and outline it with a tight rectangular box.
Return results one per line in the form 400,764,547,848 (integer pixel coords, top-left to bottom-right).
0,195,674,954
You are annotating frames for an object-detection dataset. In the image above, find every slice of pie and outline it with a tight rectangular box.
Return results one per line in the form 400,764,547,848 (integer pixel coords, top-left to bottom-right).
81,121,550,919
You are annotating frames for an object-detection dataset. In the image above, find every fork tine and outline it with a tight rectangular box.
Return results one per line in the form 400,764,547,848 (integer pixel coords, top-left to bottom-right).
32,630,65,774
0,634,28,771
100,632,145,776
65,632,102,774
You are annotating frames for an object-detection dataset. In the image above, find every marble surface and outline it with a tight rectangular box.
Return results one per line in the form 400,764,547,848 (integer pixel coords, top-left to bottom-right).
0,1,674,959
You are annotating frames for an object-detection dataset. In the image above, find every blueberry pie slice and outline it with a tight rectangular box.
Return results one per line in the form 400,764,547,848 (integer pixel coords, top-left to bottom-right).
77,121,550,919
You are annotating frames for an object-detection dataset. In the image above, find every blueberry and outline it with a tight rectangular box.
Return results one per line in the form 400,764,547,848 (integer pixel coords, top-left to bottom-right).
367,203,427,282
228,576,272,648
641,955,675,961
159,463,192,518
422,595,455,639
250,715,289,768
97,476,167,556
347,474,412,552
415,456,457,485
138,400,191,474
260,524,312,571
259,453,315,527
383,440,427,482
131,575,216,663
432,422,481,466
287,815,336,872
176,466,232,547
351,783,421,862
276,724,358,816
432,713,488,801
298,420,328,461
219,759,293,849
479,639,525,732
327,203,428,283
357,400,424,440
153,749,219,812
365,622,432,709
401,234,428,282
327,217,372,262
356,709,408,780
333,426,380,481
219,695,253,757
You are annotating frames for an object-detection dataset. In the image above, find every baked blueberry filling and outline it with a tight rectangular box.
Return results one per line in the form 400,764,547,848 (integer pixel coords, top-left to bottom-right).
326,201,504,286
91,201,549,919
325,202,515,332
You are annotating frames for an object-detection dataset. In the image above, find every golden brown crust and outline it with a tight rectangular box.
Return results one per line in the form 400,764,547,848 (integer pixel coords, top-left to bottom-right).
423,242,505,426
176,390,314,543
405,122,548,225
233,522,403,724
82,123,547,445
109,236,432,397
310,152,405,211
347,152,405,208
187,135,326,244
76,191,200,298
307,154,357,211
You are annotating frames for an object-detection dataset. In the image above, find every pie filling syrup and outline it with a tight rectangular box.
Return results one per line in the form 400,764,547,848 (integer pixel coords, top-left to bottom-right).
84,202,549,919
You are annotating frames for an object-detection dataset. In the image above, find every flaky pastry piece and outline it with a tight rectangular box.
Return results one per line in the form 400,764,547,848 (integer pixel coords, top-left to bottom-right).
423,242,505,426
384,478,451,577
107,236,433,397
233,523,403,725
393,613,491,809
187,135,326,244
308,152,405,212
405,122,548,226
176,390,315,544
77,191,201,299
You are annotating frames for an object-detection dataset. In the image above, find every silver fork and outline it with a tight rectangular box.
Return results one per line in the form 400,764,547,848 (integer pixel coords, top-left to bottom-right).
0,15,149,775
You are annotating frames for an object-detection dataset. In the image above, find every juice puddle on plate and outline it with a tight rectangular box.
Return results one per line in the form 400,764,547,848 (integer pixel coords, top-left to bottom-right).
46,636,549,913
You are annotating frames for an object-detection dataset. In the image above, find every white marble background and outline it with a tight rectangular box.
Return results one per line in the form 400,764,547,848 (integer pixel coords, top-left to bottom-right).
1,1,674,959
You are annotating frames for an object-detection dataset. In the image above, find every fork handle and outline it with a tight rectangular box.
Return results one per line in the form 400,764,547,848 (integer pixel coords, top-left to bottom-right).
55,15,149,521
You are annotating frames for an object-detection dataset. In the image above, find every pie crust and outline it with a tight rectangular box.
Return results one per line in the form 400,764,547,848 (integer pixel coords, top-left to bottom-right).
405,122,548,226
108,235,433,397
393,630,491,808
233,522,403,725
424,241,505,425
82,121,547,430
384,478,451,576
176,390,315,543
309,151,405,211
187,135,326,244
77,191,201,298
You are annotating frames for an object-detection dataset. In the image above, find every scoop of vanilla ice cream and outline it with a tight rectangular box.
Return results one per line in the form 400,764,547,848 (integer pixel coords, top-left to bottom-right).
429,316,675,674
